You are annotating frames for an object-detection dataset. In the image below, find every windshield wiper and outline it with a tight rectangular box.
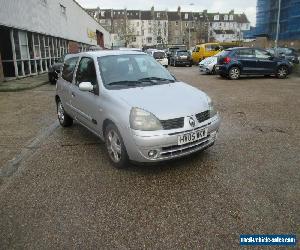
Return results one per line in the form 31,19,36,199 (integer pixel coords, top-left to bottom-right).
138,77,175,83
106,80,141,86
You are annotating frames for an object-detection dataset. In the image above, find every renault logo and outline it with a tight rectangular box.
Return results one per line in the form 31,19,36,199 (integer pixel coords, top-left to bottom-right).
189,117,195,127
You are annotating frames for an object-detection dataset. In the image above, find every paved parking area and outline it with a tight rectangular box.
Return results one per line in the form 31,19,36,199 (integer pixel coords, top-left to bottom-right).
0,67,299,249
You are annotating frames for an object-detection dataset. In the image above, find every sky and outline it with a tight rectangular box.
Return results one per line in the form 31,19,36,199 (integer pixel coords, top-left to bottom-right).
76,0,257,25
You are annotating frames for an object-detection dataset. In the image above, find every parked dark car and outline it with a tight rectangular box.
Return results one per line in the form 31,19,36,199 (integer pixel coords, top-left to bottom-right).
267,47,299,64
215,47,293,80
166,45,186,64
48,56,65,84
169,50,193,67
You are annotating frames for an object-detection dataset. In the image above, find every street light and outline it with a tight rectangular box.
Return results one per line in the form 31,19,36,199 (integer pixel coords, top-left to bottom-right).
275,0,282,54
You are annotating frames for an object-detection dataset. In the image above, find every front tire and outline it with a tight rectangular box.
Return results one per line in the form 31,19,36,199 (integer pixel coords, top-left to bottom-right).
57,99,73,127
105,123,129,169
276,66,288,79
228,67,240,80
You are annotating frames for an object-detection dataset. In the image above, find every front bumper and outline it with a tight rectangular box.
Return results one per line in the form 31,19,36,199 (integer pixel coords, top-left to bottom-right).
124,114,221,163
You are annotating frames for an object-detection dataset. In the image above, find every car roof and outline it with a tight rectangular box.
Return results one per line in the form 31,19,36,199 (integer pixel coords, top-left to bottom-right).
72,50,146,58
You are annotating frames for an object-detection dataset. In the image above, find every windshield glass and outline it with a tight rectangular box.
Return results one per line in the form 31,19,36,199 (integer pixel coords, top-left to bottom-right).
177,51,189,56
153,52,166,59
97,54,175,89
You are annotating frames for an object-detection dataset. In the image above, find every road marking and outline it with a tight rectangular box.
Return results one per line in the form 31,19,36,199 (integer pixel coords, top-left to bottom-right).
0,121,59,178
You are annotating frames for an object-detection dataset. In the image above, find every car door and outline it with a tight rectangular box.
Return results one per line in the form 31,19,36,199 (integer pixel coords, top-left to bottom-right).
59,56,79,117
237,49,256,74
69,57,101,133
255,49,277,74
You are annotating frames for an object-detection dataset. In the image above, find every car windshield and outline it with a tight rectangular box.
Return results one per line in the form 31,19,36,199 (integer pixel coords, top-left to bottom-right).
153,51,166,59
97,54,175,89
177,51,189,56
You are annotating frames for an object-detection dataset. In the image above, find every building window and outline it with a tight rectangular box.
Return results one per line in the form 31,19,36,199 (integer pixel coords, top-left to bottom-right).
137,22,139,27
157,13,160,18
147,37,152,43
224,15,228,21
175,21,179,26
148,20,152,25
214,15,219,21
132,37,136,42
185,13,189,19
19,31,29,60
60,4,66,15
185,23,188,27
229,15,233,20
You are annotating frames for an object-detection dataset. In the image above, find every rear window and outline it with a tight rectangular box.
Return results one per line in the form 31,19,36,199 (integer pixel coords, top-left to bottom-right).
153,52,166,59
177,51,189,56
218,50,231,57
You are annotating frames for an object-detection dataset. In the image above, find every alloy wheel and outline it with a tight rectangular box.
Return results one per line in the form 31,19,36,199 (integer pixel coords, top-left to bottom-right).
106,129,122,163
57,102,65,124
230,68,240,80
278,67,287,78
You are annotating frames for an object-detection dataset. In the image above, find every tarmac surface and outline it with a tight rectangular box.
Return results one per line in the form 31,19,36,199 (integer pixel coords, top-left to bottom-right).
0,67,299,249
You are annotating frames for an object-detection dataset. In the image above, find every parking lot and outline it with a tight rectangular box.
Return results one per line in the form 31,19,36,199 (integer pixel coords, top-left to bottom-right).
0,66,299,248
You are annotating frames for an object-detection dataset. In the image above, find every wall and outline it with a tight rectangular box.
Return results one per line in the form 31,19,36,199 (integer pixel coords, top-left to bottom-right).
0,0,111,48
243,37,300,50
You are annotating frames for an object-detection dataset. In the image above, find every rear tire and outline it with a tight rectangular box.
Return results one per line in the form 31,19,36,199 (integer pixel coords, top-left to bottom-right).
276,66,288,79
228,67,240,80
57,99,73,127
104,123,129,169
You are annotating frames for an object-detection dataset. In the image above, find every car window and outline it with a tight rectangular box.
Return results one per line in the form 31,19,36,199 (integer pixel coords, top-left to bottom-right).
75,57,99,94
177,51,189,56
193,47,200,52
255,50,271,59
97,54,174,89
61,57,78,83
238,49,255,58
153,52,166,59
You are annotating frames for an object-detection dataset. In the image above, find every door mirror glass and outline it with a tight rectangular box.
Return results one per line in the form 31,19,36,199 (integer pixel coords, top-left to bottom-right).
79,82,94,92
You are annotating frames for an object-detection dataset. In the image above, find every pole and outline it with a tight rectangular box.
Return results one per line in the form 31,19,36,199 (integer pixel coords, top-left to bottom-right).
275,0,281,54
188,24,191,49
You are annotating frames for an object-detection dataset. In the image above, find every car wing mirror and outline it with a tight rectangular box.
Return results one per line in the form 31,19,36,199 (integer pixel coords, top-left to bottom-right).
79,82,94,92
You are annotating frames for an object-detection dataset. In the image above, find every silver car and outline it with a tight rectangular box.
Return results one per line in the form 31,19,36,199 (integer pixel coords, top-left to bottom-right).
55,51,221,168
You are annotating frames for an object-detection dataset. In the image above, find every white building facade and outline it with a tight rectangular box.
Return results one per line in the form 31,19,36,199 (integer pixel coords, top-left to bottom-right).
0,0,111,80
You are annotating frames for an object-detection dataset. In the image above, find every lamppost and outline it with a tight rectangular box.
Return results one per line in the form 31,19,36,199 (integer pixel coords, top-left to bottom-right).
275,0,282,54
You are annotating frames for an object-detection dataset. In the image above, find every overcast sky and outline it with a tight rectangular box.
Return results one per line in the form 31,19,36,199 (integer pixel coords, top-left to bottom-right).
77,0,257,25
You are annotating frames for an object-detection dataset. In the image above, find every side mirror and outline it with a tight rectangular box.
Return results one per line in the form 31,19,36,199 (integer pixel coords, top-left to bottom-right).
79,82,94,92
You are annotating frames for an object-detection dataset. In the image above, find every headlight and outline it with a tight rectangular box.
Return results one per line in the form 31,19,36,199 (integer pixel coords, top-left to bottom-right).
208,98,217,118
130,108,162,131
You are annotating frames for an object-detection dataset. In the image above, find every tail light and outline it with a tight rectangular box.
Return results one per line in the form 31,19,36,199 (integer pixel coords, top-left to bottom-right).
223,57,231,64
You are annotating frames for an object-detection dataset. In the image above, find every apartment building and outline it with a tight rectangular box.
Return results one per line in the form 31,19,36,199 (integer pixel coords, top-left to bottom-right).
208,11,250,42
87,7,250,49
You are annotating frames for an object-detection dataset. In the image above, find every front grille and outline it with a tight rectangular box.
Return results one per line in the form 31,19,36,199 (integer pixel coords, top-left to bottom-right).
160,117,184,130
196,110,210,123
160,137,210,157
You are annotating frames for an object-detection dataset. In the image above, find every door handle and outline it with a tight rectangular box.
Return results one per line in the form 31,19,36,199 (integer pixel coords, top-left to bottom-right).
72,92,76,97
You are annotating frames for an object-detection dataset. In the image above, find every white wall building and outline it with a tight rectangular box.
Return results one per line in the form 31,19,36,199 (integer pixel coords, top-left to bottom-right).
0,0,111,80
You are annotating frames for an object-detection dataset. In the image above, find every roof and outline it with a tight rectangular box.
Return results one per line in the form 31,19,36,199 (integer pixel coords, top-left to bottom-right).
80,50,146,58
141,11,152,20
168,12,181,21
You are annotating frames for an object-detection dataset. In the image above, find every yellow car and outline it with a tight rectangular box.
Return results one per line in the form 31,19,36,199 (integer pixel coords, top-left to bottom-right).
192,43,221,64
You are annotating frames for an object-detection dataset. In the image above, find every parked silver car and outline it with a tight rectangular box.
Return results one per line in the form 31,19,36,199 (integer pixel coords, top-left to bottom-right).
55,51,221,168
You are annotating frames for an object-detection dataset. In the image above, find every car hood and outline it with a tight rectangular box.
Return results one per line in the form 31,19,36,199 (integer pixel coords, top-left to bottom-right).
114,81,209,120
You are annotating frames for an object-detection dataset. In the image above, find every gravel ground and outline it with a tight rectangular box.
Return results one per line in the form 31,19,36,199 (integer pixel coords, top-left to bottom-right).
0,67,299,249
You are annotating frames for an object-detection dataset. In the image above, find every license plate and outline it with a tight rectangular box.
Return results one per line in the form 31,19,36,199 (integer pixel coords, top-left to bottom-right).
180,56,187,59
178,128,208,146
215,66,220,70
